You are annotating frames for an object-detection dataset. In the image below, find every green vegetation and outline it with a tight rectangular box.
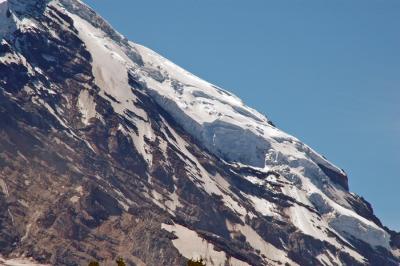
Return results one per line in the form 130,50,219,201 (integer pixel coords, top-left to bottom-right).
87,257,126,266
116,257,126,266
187,258,206,266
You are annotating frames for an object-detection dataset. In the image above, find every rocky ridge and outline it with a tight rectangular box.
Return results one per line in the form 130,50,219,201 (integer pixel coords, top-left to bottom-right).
0,0,399,265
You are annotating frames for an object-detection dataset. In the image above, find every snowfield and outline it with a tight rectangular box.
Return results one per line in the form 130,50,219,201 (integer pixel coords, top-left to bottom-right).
62,1,393,263
0,256,50,266
0,0,396,264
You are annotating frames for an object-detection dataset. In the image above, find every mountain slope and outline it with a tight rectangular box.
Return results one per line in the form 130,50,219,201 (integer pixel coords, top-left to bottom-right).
0,0,399,265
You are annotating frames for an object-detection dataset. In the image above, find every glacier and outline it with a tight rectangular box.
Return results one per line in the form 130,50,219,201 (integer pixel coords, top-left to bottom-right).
0,0,398,265
65,0,392,257
64,0,393,257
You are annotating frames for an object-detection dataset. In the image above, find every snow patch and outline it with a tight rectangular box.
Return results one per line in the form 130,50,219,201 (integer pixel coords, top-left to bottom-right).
162,223,250,266
61,2,395,258
316,251,342,266
226,221,298,266
71,12,157,164
70,13,139,116
0,256,50,266
77,89,101,125
241,193,276,217
0,178,9,196
164,189,183,213
329,214,391,249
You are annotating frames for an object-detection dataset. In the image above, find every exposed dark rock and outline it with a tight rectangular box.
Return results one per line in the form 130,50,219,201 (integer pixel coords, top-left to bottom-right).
0,1,397,266
318,163,349,190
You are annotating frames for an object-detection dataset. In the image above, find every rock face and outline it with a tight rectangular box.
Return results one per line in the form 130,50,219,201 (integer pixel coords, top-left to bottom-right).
0,0,399,265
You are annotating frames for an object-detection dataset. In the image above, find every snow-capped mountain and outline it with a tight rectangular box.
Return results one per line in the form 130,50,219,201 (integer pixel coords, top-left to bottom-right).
0,0,399,265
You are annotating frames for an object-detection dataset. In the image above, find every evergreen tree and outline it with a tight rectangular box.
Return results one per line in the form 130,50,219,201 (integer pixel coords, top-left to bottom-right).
116,257,126,266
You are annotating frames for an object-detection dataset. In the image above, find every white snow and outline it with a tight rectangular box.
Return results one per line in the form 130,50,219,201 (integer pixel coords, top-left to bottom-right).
0,256,50,266
77,89,101,125
162,223,250,266
226,221,299,266
164,189,183,213
69,13,138,117
60,1,396,259
128,43,362,240
393,248,400,258
279,172,387,261
130,42,345,177
158,122,249,219
70,12,156,163
241,193,276,217
299,174,391,249
316,251,342,266
0,178,9,196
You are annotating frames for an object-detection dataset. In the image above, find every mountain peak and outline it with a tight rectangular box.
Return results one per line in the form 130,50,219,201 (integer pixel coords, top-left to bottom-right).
0,0,398,265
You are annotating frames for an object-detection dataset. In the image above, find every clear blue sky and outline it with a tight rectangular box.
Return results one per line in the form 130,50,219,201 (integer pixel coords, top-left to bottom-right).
83,0,400,230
